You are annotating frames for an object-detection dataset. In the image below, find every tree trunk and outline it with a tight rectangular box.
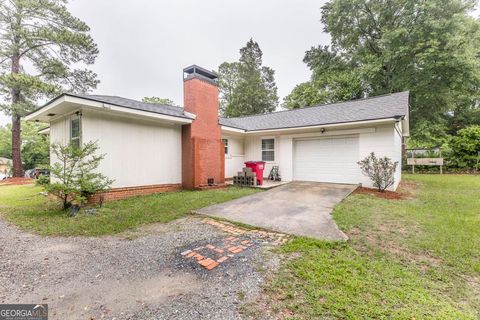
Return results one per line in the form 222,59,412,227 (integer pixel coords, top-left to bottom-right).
11,52,23,177
11,114,23,177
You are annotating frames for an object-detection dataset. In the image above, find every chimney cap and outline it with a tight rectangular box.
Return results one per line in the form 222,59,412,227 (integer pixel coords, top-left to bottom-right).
183,65,218,81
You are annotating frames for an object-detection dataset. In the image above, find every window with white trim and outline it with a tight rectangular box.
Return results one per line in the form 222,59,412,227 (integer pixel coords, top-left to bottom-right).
222,139,229,155
261,138,275,161
70,116,81,148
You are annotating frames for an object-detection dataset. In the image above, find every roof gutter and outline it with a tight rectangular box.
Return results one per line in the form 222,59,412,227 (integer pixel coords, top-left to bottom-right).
220,125,246,134
244,117,400,134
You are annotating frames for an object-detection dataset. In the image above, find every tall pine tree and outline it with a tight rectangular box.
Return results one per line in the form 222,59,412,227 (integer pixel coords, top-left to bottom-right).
0,0,99,176
218,39,278,117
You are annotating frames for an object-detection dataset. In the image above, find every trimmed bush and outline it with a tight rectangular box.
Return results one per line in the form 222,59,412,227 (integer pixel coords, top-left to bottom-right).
449,125,480,169
358,152,398,192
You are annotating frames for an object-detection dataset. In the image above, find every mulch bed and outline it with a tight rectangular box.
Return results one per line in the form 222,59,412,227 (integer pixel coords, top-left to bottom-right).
354,187,406,200
0,178,35,186
354,181,419,200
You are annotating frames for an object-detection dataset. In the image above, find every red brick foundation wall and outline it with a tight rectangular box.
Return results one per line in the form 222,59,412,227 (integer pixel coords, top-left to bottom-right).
88,183,182,204
182,75,225,189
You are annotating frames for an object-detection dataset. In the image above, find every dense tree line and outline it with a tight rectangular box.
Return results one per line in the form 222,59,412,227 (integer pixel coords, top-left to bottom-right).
283,0,480,147
0,122,49,170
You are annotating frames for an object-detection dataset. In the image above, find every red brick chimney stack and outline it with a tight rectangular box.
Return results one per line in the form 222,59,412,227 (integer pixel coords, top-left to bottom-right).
181,65,225,189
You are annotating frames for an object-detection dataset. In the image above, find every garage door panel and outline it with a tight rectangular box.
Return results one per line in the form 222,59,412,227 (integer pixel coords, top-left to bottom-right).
293,136,360,184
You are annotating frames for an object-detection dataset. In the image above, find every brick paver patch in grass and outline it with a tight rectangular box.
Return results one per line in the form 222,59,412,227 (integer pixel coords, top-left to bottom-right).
180,218,289,270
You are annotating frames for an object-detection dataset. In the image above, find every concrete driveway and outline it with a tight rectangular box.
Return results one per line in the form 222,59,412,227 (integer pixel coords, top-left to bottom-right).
197,182,358,240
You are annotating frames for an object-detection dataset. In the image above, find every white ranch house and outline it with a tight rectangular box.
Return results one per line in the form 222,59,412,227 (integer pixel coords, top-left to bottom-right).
25,65,409,200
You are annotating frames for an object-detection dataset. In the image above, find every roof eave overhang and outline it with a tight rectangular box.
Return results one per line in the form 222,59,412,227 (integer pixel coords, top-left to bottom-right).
220,125,246,134
24,94,194,125
243,117,401,135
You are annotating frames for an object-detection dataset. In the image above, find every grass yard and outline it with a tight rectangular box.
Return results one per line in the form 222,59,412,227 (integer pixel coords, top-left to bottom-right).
0,184,260,236
253,175,480,319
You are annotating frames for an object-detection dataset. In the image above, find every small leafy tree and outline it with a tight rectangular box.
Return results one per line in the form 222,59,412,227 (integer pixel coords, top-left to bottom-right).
46,141,113,209
357,152,398,192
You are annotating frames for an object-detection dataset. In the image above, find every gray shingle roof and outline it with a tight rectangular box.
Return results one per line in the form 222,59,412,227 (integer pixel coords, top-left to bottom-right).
66,93,194,120
220,91,409,131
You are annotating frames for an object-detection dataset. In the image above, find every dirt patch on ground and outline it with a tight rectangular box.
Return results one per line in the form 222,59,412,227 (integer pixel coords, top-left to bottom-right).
21,272,201,319
397,180,421,199
347,218,442,271
0,178,34,186
354,180,420,200
463,275,480,301
0,216,282,320
348,181,427,265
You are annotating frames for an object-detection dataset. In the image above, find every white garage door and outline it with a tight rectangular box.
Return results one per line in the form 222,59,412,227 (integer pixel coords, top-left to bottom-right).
293,136,361,184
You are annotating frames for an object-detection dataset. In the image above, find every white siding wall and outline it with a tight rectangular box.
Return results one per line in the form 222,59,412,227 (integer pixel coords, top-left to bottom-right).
357,125,397,189
49,115,73,169
278,137,293,181
223,136,245,178
244,135,281,179
48,109,183,188
49,117,69,145
81,110,182,188
243,123,402,190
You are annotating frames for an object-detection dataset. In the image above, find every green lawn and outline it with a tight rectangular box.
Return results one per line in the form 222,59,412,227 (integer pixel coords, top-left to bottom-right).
256,175,480,319
0,184,260,236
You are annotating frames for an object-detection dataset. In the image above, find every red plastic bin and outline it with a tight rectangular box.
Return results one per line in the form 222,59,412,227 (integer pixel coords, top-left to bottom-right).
244,161,266,185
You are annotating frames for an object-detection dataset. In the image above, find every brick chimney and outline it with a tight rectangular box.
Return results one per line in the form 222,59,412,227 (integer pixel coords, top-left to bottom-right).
181,65,225,189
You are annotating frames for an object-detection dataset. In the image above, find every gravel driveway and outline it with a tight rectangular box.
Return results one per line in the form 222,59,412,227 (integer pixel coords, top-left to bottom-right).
0,216,280,319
